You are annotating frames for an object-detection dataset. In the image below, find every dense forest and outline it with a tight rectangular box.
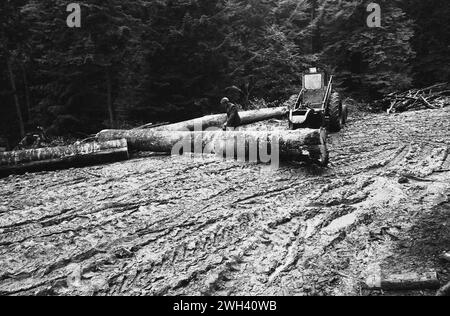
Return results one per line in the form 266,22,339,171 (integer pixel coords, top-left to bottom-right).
1,0,449,147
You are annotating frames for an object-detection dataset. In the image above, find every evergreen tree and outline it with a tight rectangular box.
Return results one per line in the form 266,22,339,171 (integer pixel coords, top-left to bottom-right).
1,0,449,146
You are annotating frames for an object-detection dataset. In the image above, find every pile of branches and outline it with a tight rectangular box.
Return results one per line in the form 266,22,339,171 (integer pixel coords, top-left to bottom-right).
376,83,450,114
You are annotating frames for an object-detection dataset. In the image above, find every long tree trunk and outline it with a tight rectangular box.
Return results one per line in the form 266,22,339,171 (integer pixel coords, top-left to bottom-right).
7,57,25,138
106,68,115,128
97,128,324,162
0,139,128,177
137,107,288,131
241,82,252,110
310,0,320,53
366,272,441,291
20,62,32,121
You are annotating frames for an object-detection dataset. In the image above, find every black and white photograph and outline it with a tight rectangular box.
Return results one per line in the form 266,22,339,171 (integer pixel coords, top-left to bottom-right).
0,0,449,300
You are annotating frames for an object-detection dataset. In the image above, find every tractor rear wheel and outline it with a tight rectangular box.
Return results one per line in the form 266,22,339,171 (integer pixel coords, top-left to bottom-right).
329,92,343,133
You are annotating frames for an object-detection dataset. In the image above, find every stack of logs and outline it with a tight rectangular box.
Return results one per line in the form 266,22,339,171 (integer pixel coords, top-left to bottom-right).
0,106,327,177
378,83,450,114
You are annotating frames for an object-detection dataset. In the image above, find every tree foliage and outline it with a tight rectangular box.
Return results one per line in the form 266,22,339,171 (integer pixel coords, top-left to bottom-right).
0,0,448,145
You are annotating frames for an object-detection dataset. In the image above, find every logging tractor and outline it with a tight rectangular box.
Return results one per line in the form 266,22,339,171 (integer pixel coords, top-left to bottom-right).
288,68,348,166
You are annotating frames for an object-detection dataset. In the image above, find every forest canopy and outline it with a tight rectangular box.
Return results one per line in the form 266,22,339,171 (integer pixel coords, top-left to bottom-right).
1,0,449,145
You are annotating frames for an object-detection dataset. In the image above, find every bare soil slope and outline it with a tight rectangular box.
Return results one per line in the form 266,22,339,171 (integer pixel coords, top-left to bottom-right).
0,107,449,296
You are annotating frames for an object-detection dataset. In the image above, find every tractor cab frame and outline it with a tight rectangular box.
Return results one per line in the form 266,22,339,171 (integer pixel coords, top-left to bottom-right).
289,68,347,132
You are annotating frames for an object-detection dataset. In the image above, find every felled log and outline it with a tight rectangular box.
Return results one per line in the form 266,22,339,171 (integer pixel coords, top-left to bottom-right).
365,271,440,291
96,128,323,162
138,107,288,131
132,121,170,130
0,139,128,177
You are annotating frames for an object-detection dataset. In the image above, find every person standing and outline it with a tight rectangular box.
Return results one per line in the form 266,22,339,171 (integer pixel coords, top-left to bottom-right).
220,97,241,131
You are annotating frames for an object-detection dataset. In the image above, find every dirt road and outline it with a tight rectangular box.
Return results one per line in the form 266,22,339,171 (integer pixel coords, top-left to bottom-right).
0,107,449,296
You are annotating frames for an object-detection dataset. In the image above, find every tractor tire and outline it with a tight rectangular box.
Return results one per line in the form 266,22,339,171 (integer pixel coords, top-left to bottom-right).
329,92,343,133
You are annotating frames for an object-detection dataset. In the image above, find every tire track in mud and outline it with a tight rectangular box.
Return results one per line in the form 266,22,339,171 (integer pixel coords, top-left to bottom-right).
0,107,449,295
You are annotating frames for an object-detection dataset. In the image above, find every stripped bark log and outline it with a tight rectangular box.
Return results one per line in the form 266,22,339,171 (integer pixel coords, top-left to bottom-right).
365,272,441,291
96,128,323,162
138,107,288,131
0,139,129,177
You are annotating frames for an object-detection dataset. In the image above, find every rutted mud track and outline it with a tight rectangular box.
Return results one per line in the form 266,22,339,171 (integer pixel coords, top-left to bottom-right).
0,107,449,296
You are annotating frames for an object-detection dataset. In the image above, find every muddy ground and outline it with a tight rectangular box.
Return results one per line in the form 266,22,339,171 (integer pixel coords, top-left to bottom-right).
0,106,449,296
